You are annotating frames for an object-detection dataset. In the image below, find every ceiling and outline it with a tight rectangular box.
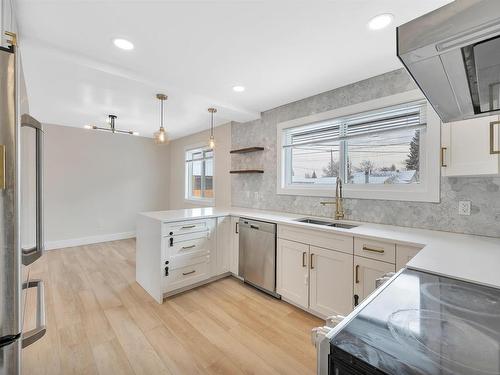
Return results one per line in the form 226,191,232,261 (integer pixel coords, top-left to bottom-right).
15,0,452,139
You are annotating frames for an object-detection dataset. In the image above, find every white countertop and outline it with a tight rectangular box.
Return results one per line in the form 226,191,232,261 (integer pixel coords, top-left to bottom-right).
139,207,500,289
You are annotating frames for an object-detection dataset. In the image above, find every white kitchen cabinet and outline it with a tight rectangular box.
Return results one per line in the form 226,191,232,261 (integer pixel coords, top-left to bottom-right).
396,244,422,271
136,216,218,303
216,216,231,274
1,0,13,48
441,114,500,176
277,239,309,309
309,246,353,317
230,216,239,275
354,256,395,306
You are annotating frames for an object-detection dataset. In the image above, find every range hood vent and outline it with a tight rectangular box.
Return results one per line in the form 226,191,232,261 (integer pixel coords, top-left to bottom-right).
397,0,500,123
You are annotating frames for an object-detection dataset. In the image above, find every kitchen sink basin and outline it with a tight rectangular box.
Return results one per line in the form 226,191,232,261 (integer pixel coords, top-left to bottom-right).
294,218,357,229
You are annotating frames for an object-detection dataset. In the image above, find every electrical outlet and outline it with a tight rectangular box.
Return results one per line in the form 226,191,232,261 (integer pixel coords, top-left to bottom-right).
458,200,471,216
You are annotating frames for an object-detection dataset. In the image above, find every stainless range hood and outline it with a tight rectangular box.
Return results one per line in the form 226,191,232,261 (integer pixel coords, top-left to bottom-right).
397,0,500,123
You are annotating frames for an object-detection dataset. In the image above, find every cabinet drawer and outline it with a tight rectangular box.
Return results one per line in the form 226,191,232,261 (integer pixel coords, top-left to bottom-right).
278,225,353,254
168,231,211,257
163,219,209,236
354,238,395,264
164,257,210,292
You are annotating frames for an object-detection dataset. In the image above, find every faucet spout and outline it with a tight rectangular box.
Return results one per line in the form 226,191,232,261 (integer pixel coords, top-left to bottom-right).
335,177,344,220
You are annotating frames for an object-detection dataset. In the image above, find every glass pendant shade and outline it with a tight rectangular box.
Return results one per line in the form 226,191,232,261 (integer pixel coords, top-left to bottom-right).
154,127,169,144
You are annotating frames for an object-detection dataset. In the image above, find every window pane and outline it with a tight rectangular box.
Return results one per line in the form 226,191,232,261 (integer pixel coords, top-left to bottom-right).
346,128,420,184
191,160,203,197
204,159,214,198
290,143,340,185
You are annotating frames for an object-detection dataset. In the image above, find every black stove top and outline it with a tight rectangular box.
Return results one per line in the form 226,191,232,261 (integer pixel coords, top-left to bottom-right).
330,269,500,375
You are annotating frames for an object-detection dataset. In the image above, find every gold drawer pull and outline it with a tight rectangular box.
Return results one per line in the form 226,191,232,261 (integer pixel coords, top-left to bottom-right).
362,246,385,254
181,245,196,250
355,265,360,284
490,121,500,154
182,270,196,276
181,225,196,229
440,147,447,167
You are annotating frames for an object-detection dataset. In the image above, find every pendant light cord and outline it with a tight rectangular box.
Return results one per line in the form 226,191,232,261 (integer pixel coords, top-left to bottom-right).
160,97,164,129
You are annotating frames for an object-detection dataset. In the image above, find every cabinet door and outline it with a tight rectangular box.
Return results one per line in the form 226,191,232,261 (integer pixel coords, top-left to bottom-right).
230,216,239,275
442,115,500,176
277,239,309,309
353,256,395,306
309,246,353,317
396,245,421,271
216,216,231,274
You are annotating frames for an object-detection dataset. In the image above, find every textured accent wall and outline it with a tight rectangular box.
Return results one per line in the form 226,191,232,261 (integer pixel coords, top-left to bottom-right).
231,69,500,238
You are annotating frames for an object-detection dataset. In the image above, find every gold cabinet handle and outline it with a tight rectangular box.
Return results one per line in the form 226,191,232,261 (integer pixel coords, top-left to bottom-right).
181,225,196,229
490,121,500,154
355,265,360,284
440,147,447,167
181,245,196,250
362,246,385,254
182,270,196,276
302,252,307,267
310,253,315,270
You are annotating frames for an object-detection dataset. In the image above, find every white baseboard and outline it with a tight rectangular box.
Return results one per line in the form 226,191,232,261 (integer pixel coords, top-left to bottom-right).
45,231,136,250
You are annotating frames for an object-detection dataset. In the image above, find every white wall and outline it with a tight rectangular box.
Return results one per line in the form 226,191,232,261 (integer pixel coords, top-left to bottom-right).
35,124,169,249
168,122,231,209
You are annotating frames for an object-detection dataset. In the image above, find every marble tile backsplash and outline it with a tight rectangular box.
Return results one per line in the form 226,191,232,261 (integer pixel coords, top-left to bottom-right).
231,69,500,238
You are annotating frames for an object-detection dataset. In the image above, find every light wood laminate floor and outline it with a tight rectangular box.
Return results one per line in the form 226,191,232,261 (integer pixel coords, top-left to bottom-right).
22,239,323,375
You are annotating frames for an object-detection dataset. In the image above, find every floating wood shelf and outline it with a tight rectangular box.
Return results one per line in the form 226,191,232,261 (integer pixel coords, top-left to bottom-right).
229,170,264,174
230,147,264,154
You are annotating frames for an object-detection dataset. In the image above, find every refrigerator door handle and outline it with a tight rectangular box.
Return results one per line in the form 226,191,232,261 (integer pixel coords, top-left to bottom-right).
21,279,46,348
21,114,44,266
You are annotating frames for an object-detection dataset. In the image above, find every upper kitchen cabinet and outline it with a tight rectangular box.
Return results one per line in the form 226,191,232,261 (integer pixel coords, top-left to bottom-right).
1,0,14,47
441,115,500,176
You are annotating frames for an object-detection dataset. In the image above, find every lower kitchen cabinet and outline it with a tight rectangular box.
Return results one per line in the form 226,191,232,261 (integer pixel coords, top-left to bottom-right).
230,216,239,275
277,239,309,309
354,256,395,306
216,216,232,274
309,246,353,317
396,244,421,271
277,238,353,317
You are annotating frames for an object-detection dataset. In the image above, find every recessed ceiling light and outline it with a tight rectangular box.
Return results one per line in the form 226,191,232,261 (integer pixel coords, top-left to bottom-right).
367,13,394,30
232,85,245,92
113,38,134,50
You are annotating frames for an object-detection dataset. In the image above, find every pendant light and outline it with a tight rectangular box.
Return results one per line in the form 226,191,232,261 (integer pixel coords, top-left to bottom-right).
84,115,139,136
208,107,217,149
154,94,169,144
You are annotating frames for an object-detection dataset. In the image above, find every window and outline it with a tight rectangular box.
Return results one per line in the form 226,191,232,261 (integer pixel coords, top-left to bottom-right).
277,91,440,202
185,146,214,203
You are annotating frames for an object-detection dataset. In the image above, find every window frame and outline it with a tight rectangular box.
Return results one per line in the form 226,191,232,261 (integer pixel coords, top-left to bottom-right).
276,90,441,202
185,143,215,205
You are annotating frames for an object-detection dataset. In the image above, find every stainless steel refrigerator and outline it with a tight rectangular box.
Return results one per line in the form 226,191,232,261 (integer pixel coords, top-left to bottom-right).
0,40,46,374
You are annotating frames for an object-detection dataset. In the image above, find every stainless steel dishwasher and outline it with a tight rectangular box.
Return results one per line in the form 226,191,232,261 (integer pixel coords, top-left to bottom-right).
238,218,279,298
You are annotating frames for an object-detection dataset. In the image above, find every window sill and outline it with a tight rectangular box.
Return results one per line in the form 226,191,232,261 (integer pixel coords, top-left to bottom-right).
184,198,215,206
276,184,439,203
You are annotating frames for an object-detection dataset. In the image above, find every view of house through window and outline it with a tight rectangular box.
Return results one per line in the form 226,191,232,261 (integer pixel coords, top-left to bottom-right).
283,100,426,187
185,147,214,201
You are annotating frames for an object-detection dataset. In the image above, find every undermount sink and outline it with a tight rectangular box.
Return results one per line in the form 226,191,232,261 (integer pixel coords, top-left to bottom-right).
294,217,358,229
